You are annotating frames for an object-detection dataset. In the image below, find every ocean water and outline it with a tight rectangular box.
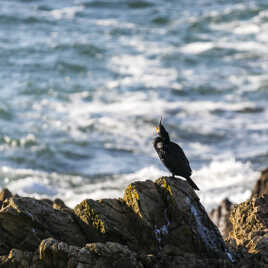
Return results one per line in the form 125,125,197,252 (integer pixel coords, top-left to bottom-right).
1,0,268,210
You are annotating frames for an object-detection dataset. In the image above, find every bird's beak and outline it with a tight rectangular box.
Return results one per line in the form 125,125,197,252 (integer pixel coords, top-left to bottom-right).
155,126,160,134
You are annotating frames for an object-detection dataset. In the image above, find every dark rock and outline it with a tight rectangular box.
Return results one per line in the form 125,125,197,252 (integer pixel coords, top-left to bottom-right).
209,198,233,239
251,168,268,198
39,238,143,268
74,197,156,253
41,199,53,206
3,177,264,267
53,198,68,210
124,177,232,260
0,196,88,253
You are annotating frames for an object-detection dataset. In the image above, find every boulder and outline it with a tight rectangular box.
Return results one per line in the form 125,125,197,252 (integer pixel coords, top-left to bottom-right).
124,177,233,260
0,196,92,253
209,198,233,239
74,197,156,253
251,168,268,198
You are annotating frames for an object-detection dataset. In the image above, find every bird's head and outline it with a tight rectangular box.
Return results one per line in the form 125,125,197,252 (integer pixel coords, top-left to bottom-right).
155,117,170,142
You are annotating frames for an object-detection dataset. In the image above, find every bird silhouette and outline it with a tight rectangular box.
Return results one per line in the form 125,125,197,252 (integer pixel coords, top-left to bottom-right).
153,118,199,191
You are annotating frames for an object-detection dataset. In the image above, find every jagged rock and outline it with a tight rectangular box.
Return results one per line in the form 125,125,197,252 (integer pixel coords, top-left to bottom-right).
53,198,68,210
124,177,232,260
0,178,239,267
209,198,233,239
251,168,268,198
0,196,93,254
74,198,156,253
228,194,268,266
0,189,12,208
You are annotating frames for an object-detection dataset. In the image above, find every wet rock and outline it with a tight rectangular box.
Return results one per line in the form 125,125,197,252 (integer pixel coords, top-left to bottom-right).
124,177,232,260
251,168,268,198
0,196,88,253
159,177,231,258
209,198,233,239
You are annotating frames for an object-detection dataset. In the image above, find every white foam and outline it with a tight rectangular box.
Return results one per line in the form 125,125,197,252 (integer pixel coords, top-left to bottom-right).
8,177,57,197
49,6,84,20
181,42,214,54
0,159,259,212
194,158,259,210
233,23,260,35
0,165,166,208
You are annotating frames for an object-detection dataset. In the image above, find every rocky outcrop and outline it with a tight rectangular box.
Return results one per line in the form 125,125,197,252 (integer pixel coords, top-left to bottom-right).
124,178,231,259
228,194,268,252
0,177,251,268
209,198,233,239
251,168,268,198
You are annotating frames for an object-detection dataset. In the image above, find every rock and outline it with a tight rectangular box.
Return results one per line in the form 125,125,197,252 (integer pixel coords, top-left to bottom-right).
53,198,73,214
2,249,33,268
124,177,232,260
209,198,233,239
0,177,239,267
39,238,143,268
0,188,12,208
228,194,268,265
39,238,80,268
0,196,89,254
74,197,156,253
251,168,268,198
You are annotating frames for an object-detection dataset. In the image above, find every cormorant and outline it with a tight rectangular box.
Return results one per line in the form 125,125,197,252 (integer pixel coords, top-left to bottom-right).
153,118,199,191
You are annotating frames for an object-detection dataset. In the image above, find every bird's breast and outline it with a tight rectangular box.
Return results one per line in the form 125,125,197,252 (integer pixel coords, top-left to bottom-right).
155,141,163,149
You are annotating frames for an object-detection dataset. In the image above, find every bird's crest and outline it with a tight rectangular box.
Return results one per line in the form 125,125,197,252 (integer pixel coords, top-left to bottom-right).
155,116,170,142
155,116,163,134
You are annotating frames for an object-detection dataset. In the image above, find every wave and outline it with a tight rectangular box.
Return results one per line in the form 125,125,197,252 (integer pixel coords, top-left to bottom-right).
1,158,258,211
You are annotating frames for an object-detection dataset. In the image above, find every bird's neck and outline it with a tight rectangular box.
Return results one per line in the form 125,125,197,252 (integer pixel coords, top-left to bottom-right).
161,135,170,143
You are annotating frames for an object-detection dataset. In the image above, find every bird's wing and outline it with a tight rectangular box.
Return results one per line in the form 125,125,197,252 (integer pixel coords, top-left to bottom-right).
167,142,192,176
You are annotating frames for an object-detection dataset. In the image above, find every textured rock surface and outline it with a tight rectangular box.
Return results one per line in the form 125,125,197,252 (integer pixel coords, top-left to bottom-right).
228,194,268,266
0,196,89,253
3,175,268,267
229,195,268,252
124,178,231,259
251,168,268,198
210,198,233,239
74,197,156,253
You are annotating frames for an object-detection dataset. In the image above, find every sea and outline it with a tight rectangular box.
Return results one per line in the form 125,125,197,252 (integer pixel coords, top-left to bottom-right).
1,0,268,211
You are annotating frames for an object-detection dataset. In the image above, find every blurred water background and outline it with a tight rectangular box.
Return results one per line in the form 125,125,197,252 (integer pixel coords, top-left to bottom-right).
1,0,268,210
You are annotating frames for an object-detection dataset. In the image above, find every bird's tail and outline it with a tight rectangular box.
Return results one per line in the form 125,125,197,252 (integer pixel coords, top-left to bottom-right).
186,177,200,191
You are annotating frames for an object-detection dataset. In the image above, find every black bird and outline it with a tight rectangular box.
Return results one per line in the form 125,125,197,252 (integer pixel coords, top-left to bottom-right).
153,118,199,191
